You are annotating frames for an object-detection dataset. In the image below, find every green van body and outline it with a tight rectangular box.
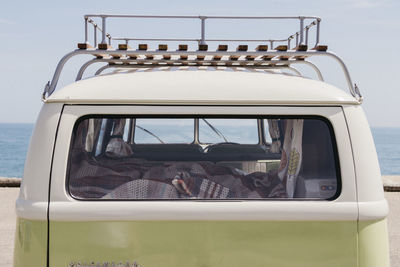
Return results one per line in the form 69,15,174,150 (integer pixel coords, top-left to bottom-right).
14,57,390,266
14,218,389,267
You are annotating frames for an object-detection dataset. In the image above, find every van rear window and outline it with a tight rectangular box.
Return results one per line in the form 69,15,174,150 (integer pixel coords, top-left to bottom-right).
67,116,340,200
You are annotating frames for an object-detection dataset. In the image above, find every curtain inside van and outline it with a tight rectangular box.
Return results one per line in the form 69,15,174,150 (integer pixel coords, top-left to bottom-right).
277,119,304,198
105,119,133,157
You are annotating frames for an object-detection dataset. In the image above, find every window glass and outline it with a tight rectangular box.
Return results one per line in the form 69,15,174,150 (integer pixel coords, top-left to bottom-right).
68,116,339,200
199,118,259,144
94,119,108,156
135,118,194,144
264,121,272,143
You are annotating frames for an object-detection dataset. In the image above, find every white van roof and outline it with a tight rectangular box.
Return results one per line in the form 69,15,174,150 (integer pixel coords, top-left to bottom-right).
46,69,359,105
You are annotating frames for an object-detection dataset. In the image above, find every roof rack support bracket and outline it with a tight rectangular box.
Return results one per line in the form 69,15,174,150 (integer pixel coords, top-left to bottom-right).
299,17,304,45
200,16,206,45
101,16,107,45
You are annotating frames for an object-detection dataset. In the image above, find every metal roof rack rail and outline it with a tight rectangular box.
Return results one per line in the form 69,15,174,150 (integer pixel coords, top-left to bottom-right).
42,14,362,103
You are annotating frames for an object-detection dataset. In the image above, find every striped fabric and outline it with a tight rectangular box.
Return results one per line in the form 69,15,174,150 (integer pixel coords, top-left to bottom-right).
69,154,286,199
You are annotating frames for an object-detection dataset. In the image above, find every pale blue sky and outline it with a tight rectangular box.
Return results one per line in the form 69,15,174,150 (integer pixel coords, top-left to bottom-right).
1,0,399,126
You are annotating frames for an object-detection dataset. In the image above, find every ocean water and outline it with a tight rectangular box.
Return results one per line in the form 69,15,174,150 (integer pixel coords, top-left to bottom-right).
0,123,398,177
0,123,34,178
371,128,400,175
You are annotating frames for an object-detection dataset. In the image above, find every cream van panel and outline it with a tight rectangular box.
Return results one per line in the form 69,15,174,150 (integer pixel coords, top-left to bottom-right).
49,105,357,221
16,103,63,220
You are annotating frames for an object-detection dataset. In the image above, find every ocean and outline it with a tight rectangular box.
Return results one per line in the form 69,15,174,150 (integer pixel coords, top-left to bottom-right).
0,123,33,178
0,123,399,177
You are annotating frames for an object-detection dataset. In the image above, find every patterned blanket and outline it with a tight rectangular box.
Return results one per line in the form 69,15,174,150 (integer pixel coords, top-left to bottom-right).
70,153,286,199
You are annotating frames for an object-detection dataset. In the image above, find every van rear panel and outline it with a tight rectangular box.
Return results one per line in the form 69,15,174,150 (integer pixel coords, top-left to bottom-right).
50,220,357,267
47,105,359,267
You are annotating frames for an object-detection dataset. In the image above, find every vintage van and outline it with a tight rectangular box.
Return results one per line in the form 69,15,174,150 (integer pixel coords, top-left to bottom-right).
14,15,390,267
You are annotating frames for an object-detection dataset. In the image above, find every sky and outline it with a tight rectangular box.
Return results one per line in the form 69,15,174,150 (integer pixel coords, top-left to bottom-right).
0,0,399,127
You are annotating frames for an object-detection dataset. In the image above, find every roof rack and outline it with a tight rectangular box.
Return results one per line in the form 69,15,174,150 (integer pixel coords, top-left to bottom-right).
42,14,362,103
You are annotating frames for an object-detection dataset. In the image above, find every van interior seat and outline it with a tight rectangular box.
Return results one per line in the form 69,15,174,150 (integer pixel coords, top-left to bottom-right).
295,120,337,198
206,143,268,154
131,143,204,161
205,143,280,161
300,120,336,178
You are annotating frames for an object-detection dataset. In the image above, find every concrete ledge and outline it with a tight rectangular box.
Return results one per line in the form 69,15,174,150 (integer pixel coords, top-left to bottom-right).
383,176,400,192
2,176,400,191
0,177,21,187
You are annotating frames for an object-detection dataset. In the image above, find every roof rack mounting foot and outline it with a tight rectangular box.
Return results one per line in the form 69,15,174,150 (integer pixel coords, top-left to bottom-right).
78,43,93,50
312,45,328,51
